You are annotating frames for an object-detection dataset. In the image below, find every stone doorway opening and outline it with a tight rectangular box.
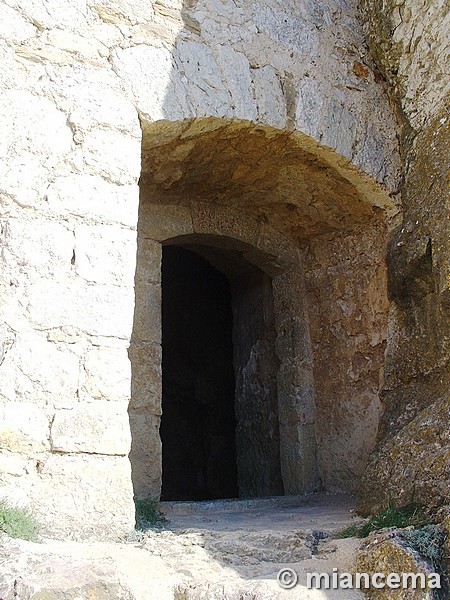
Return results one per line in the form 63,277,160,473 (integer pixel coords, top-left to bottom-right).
160,241,284,501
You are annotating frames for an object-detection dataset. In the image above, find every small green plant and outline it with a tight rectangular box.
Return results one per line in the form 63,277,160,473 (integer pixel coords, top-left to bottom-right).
336,502,429,539
0,498,40,541
402,525,446,568
135,498,167,530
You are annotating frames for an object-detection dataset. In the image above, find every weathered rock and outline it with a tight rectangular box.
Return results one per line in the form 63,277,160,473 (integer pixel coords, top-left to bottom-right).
0,536,152,600
362,0,449,130
356,529,442,599
359,395,450,515
357,0,449,513
0,497,366,600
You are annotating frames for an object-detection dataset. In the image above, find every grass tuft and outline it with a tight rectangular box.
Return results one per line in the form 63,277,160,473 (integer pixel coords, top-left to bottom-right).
0,498,40,541
336,502,429,539
135,498,167,530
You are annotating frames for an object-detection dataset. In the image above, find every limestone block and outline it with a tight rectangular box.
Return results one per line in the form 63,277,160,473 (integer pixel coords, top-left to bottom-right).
46,28,106,61
251,65,287,130
277,364,316,426
321,98,357,160
274,315,312,365
32,454,135,539
0,40,45,92
0,217,75,281
51,402,131,455
0,90,72,159
0,90,72,206
25,279,134,339
75,224,137,286
88,21,123,48
191,202,260,248
16,29,108,65
128,410,162,499
0,451,34,477
279,422,318,495
6,0,88,31
132,282,161,343
0,331,80,405
0,402,50,453
138,204,193,241
128,341,162,414
84,346,131,401
0,4,36,44
251,4,318,57
111,45,189,121
135,237,161,285
46,175,139,227
257,225,301,270
355,121,393,187
0,322,15,369
216,46,257,122
90,0,155,25
174,39,233,118
295,77,324,140
75,128,140,185
49,65,140,134
0,153,48,210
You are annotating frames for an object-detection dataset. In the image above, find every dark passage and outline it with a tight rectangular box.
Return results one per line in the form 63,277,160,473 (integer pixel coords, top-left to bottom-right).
161,245,238,501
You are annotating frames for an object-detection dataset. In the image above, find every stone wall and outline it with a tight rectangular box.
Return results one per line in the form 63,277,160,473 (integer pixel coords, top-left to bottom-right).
358,0,450,513
0,0,406,537
304,219,389,491
232,266,283,498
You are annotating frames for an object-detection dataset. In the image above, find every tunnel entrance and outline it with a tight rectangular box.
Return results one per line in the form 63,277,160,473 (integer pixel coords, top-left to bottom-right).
161,245,238,500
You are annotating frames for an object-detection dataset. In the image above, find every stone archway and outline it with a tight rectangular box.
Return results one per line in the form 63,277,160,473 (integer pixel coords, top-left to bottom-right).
129,204,319,501
129,116,394,503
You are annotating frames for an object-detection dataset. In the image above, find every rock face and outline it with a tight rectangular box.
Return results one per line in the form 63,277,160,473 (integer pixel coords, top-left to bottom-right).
0,0,446,538
359,395,450,514
358,0,450,513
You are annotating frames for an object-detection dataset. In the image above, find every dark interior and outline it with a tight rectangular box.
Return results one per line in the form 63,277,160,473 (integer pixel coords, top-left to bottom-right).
160,245,238,501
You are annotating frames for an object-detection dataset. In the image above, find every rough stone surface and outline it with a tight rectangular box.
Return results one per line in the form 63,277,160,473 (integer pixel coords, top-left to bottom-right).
0,495,366,600
359,394,450,515
304,220,389,491
356,529,441,599
362,0,449,131
358,0,450,514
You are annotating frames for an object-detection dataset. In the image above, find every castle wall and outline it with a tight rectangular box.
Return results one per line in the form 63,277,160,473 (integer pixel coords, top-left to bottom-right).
0,0,403,537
